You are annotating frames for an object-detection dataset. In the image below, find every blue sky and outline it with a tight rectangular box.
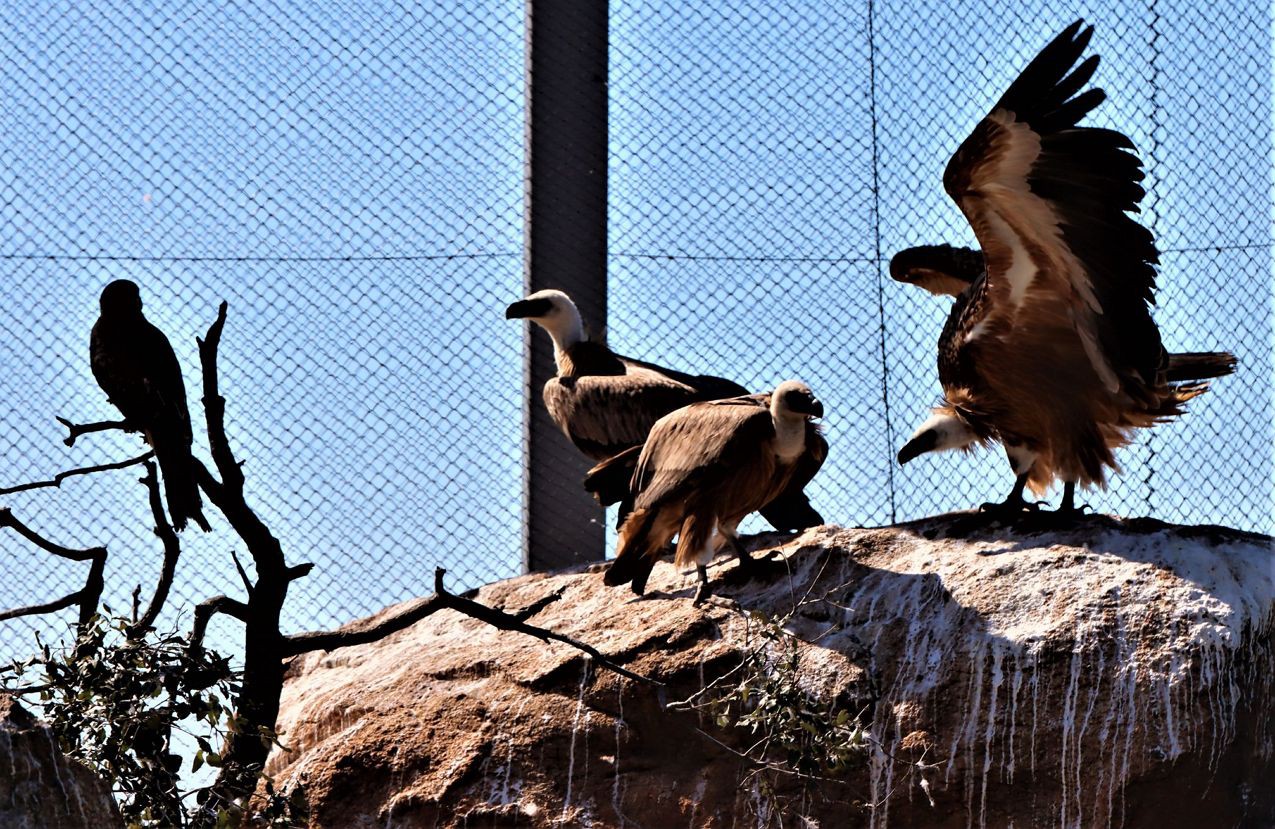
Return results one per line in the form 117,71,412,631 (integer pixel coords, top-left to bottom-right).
0,0,1270,661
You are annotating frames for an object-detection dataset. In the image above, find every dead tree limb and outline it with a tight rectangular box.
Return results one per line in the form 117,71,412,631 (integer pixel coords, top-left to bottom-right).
190,596,250,655
128,460,182,635
0,508,106,630
281,569,658,685
192,301,299,824
0,451,153,497
55,416,132,447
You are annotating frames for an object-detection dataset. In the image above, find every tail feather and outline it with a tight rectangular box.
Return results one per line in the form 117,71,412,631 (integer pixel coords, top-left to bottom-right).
152,437,210,533
1165,351,1236,382
583,446,642,507
604,507,656,589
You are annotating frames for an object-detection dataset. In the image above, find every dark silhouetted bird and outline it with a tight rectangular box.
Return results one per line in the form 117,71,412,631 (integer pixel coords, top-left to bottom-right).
602,380,825,603
91,280,210,532
891,22,1235,514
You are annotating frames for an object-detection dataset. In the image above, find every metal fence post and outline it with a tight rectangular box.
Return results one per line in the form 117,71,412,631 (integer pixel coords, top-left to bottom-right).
522,0,609,572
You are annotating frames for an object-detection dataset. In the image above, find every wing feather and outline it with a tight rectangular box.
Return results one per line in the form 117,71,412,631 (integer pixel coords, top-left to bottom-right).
942,21,1162,392
631,399,774,510
544,356,749,460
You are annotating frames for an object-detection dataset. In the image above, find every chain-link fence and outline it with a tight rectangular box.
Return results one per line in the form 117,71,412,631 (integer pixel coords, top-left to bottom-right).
1,2,1270,662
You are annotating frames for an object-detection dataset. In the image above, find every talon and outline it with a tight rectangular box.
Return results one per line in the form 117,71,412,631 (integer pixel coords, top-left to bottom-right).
692,583,711,606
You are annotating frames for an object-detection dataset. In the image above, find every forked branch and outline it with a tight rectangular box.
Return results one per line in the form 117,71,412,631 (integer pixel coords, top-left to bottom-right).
0,451,152,497
282,568,659,686
0,508,106,629
55,416,132,447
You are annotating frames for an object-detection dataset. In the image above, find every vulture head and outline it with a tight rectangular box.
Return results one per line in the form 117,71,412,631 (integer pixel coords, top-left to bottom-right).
889,245,985,297
506,289,585,349
771,380,823,461
772,380,824,420
99,279,144,318
897,410,977,465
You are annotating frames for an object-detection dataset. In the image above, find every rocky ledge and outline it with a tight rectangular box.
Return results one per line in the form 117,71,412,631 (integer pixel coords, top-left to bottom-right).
267,514,1275,828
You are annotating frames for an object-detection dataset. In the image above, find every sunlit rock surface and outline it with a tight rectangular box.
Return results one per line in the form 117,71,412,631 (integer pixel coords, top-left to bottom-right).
0,695,122,828
268,515,1275,828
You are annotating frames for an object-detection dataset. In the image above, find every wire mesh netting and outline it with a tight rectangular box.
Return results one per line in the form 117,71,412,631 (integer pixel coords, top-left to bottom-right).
1,2,1271,663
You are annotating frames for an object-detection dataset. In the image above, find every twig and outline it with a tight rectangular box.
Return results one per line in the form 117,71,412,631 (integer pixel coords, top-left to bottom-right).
281,568,660,686
189,595,250,654
0,508,106,629
129,460,182,635
0,452,153,496
55,416,132,447
230,549,254,594
196,302,241,493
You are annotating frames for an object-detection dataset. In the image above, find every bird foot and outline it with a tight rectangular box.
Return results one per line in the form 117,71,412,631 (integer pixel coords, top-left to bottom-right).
977,498,1045,520
691,582,713,607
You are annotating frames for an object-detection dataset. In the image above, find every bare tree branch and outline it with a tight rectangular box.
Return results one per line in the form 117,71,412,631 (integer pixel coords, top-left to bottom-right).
196,301,242,493
0,592,85,624
0,451,152,497
190,595,250,655
229,549,254,594
0,508,103,562
282,568,660,686
129,460,182,635
192,301,300,822
55,415,133,447
0,508,106,629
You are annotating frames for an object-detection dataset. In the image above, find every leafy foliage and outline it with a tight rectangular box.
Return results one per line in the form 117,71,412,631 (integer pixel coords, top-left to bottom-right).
3,612,301,827
707,610,867,778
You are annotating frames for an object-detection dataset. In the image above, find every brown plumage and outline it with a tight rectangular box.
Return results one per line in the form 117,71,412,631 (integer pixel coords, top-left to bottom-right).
507,289,823,530
891,22,1235,512
603,381,825,603
90,280,210,532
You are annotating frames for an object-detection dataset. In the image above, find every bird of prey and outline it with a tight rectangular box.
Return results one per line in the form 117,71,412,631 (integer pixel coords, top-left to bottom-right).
506,289,823,530
90,280,210,532
891,22,1235,514
602,380,825,604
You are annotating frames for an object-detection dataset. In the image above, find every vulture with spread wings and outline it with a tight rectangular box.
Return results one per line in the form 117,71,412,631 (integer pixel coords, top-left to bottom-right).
507,289,824,530
91,280,210,532
891,22,1235,513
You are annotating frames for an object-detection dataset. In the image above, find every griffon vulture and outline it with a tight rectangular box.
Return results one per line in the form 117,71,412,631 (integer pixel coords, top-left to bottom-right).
507,289,823,530
91,280,210,532
601,380,825,604
891,22,1235,514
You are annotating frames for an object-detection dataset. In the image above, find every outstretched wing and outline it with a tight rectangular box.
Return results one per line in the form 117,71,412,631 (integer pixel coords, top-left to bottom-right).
943,20,1162,392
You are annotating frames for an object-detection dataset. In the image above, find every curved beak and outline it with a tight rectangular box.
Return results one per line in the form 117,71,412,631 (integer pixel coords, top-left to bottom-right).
506,298,549,320
897,429,938,465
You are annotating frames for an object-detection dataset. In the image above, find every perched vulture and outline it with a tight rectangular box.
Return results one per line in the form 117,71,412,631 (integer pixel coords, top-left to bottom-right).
601,380,825,604
91,280,210,532
891,22,1235,514
506,289,823,530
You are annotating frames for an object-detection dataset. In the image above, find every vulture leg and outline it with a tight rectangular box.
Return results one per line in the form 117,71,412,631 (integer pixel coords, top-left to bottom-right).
692,565,712,606
978,473,1041,516
1055,481,1092,515
721,528,786,585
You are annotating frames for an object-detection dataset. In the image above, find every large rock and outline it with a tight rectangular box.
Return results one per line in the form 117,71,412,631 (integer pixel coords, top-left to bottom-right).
267,515,1275,828
0,695,122,828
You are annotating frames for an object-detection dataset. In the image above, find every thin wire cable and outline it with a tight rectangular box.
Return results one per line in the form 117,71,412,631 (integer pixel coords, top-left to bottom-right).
866,0,897,523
